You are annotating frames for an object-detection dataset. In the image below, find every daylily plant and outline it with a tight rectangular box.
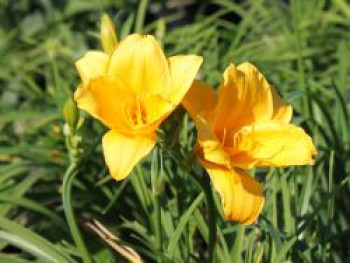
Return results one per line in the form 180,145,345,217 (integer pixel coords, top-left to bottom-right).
182,63,316,224
74,34,202,180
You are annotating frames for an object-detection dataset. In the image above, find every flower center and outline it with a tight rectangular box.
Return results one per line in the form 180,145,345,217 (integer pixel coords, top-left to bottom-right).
127,96,148,126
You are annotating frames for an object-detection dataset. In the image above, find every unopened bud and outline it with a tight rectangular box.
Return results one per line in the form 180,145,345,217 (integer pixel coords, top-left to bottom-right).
101,14,118,55
63,97,79,132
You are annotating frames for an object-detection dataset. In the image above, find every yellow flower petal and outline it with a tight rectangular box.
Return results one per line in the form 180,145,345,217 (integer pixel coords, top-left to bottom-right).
167,55,203,105
142,93,174,126
227,123,317,168
108,34,170,95
75,51,109,86
102,130,157,180
202,162,264,224
194,116,231,168
212,63,274,134
74,84,99,119
75,77,134,131
270,85,293,123
182,80,217,119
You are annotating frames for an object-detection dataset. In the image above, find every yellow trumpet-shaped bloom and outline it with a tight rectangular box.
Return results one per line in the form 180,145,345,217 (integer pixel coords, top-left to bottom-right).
74,34,202,180
182,62,316,224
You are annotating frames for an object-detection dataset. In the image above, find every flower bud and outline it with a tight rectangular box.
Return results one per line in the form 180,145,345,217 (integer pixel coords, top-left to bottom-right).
63,97,79,132
101,14,118,55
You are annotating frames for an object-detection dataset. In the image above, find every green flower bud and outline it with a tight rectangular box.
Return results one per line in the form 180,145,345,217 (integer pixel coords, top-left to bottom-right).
63,97,79,132
101,14,118,55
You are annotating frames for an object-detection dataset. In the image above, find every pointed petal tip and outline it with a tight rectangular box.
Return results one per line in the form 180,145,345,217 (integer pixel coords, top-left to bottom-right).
122,34,158,46
237,61,257,72
75,51,109,85
192,55,203,64
102,130,157,181
204,165,265,225
224,63,237,74
108,31,169,96
167,54,203,107
229,123,317,169
226,170,265,225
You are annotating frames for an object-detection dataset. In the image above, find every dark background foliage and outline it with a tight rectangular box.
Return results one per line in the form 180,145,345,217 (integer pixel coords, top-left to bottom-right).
0,0,349,262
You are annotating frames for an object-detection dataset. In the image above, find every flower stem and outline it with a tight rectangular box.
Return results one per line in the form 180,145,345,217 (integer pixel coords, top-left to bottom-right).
62,162,91,263
153,193,162,263
151,148,163,262
196,172,217,263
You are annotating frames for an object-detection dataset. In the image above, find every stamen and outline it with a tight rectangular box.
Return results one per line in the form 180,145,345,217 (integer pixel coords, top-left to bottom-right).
127,96,147,126
221,127,227,146
136,97,143,125
125,105,137,125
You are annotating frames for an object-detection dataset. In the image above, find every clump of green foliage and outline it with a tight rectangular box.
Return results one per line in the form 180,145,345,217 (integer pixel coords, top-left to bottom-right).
0,0,349,262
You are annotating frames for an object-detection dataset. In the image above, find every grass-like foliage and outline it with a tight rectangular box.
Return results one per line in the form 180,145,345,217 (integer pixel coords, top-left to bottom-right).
0,0,349,262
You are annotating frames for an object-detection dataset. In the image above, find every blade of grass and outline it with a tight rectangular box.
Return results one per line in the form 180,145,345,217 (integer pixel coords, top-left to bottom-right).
0,195,67,231
135,0,148,33
0,218,72,263
231,224,245,263
167,193,204,258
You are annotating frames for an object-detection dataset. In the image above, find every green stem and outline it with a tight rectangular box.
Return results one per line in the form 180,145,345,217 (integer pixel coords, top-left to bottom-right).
195,172,216,263
62,162,91,263
326,151,335,263
151,149,163,262
232,224,245,263
153,193,162,263
135,0,148,33
271,175,278,262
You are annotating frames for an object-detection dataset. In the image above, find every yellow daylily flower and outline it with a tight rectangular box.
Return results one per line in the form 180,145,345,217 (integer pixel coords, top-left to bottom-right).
182,62,316,224
74,34,202,180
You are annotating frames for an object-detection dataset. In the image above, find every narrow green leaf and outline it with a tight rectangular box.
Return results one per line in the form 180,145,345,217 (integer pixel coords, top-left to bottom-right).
0,218,72,263
167,193,204,257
